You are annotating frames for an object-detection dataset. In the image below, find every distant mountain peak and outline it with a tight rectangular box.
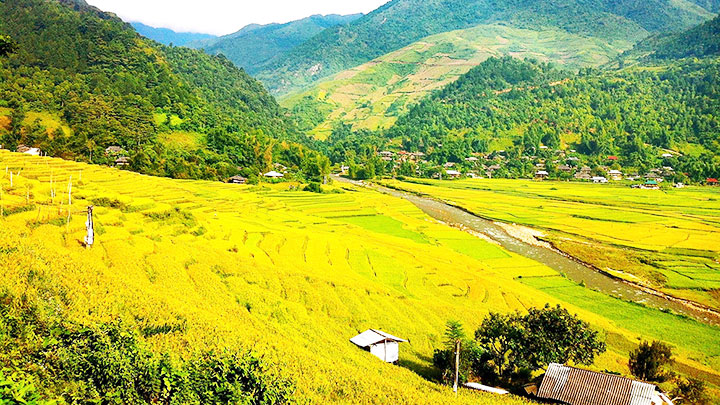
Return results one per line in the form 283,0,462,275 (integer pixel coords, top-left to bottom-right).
130,22,216,47
191,13,363,75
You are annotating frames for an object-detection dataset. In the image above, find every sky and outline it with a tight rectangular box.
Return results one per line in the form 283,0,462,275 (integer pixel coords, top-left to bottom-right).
85,0,389,36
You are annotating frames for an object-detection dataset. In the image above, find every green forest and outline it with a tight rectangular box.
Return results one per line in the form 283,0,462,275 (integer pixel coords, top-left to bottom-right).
256,0,719,94
380,57,720,181
0,0,328,182
315,14,720,182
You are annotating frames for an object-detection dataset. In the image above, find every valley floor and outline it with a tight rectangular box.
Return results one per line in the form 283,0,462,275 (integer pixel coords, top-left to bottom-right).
1,151,719,402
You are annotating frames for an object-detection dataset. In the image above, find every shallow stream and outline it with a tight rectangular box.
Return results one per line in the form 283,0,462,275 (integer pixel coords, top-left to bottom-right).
337,176,720,326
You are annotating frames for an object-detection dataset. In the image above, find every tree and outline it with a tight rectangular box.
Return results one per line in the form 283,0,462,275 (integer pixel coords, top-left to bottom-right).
629,340,673,382
519,304,606,370
474,312,524,379
473,306,606,384
672,377,709,405
433,320,491,386
0,35,16,56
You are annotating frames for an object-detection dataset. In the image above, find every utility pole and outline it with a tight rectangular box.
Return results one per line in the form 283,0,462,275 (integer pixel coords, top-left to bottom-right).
84,205,94,248
453,339,460,394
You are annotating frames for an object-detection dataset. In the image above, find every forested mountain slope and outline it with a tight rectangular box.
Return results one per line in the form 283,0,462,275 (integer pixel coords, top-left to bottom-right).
256,0,719,95
282,24,632,139
130,22,216,47
0,0,306,180
191,14,362,75
383,56,720,181
630,13,720,60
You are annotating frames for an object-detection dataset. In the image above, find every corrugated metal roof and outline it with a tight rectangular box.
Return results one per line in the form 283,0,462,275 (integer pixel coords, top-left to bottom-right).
538,364,664,405
350,329,407,347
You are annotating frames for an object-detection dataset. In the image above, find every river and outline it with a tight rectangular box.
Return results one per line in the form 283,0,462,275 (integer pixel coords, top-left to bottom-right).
335,176,720,326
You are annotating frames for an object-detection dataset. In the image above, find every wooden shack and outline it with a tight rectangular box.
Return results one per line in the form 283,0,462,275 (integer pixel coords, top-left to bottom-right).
350,329,407,363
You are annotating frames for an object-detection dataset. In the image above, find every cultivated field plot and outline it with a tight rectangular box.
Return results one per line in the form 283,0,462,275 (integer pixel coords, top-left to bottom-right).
382,178,720,309
281,24,631,139
1,151,720,402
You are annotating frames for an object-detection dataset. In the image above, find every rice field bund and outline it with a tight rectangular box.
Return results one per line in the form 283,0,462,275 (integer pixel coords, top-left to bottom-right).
381,178,720,308
2,150,720,402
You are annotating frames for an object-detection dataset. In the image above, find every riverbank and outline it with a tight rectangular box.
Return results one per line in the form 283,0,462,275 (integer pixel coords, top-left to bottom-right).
345,176,720,326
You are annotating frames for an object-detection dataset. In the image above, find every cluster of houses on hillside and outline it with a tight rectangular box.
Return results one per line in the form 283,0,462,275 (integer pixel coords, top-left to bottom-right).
375,149,719,186
228,163,287,185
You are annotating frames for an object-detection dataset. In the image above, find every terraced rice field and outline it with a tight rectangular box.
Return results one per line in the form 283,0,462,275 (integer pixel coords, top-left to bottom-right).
282,24,631,139
382,178,720,311
1,151,719,402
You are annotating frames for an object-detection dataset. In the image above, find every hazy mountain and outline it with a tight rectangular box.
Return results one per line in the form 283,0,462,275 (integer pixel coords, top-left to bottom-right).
130,22,216,47
255,0,720,95
190,14,362,75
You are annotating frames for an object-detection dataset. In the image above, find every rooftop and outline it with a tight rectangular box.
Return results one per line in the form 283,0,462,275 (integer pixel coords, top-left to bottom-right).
538,363,670,405
350,329,407,348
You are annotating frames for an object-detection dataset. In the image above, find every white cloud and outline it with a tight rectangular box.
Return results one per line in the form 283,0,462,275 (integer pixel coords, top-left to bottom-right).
85,0,389,36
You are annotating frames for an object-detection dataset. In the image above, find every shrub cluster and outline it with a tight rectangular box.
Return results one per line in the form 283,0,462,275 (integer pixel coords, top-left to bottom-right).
0,292,294,404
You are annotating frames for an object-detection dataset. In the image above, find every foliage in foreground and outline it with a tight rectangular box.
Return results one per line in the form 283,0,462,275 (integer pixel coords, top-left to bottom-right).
433,305,606,387
0,292,294,404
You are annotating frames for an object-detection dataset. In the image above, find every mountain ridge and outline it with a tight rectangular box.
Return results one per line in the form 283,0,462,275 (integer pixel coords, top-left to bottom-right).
130,22,216,47
0,0,302,180
190,13,363,75
255,0,720,96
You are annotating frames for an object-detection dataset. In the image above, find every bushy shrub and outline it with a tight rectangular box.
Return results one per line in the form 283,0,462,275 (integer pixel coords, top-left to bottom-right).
303,182,323,193
0,293,295,404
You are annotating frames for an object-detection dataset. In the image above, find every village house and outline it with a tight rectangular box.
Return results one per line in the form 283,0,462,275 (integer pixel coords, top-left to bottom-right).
444,169,462,179
350,329,407,363
264,171,284,178
485,164,502,178
558,164,573,173
592,176,608,184
534,363,673,405
535,170,549,180
608,169,623,181
16,145,41,156
574,166,592,181
608,155,619,162
464,156,479,163
707,178,719,186
379,151,394,162
661,153,674,159
645,172,662,181
642,180,660,189
228,175,247,184
115,156,130,167
105,145,125,156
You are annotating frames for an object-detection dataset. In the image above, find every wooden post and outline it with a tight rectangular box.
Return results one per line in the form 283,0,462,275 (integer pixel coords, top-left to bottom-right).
84,205,94,248
67,175,72,206
384,339,388,362
453,340,460,394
